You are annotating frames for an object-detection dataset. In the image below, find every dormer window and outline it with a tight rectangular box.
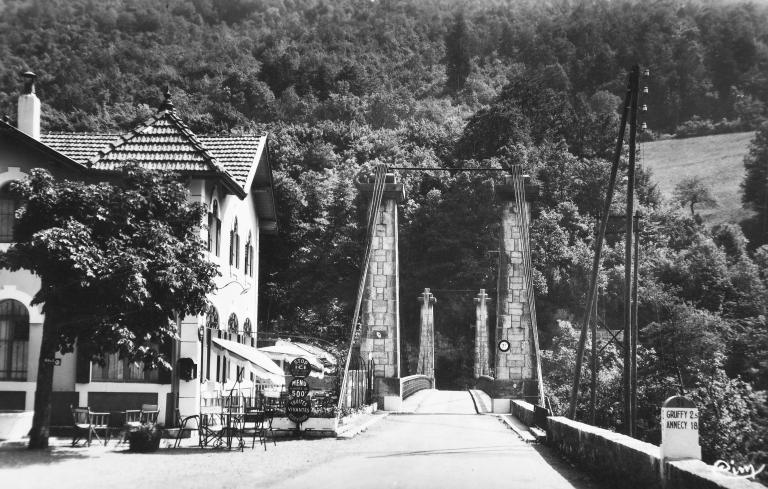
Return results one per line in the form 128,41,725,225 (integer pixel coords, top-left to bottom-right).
0,182,21,243
207,200,221,256
229,218,240,268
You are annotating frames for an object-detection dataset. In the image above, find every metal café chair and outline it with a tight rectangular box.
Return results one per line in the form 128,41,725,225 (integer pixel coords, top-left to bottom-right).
199,408,225,448
174,408,200,449
242,395,275,450
197,391,224,448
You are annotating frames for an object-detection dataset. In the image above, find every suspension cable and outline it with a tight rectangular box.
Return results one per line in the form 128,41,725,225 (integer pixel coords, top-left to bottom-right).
337,164,387,413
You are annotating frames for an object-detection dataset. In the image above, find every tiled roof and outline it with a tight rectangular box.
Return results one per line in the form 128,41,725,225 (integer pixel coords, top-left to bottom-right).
40,111,267,194
91,111,222,173
199,135,264,188
40,133,119,166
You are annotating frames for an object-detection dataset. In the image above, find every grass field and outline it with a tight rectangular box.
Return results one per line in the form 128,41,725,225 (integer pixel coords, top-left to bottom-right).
641,131,756,225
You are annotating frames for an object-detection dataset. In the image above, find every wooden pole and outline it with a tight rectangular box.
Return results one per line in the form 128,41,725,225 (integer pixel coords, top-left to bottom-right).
567,68,634,420
589,290,597,425
631,211,641,434
624,65,640,437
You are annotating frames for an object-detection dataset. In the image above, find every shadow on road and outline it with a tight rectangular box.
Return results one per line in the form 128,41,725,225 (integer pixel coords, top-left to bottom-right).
0,443,89,468
367,444,526,458
532,444,607,489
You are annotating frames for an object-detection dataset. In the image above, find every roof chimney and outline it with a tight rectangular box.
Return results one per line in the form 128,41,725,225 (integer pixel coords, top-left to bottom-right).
18,72,40,140
158,86,175,113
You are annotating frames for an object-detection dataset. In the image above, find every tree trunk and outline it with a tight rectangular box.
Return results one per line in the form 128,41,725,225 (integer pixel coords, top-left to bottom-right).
28,315,58,449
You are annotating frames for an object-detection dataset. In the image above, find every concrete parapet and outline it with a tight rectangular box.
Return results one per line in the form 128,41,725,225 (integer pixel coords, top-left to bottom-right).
543,416,763,489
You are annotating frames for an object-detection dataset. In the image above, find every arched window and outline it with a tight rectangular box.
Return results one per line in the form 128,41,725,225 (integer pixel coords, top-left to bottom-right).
0,299,29,380
243,318,252,336
228,313,239,334
207,200,221,256
206,306,219,329
0,182,21,243
249,238,254,276
229,218,240,268
244,232,252,277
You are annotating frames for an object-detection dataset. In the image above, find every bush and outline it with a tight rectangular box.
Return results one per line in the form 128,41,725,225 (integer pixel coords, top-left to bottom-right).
675,116,753,139
128,424,162,453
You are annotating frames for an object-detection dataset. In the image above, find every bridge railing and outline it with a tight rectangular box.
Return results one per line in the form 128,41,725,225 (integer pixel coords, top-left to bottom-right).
400,375,433,400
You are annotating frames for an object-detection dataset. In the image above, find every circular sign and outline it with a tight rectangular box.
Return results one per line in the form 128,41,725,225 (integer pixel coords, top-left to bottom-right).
290,357,311,378
285,397,312,423
498,340,511,352
289,378,310,398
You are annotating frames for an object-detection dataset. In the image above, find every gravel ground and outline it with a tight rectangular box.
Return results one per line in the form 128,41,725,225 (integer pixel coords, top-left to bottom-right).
1,429,368,489
0,412,602,489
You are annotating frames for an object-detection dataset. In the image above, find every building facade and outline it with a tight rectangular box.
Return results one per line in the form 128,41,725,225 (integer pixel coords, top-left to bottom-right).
0,76,277,425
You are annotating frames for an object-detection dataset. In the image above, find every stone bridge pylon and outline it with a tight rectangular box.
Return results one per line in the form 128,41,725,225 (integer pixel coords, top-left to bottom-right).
492,175,539,401
416,288,436,381
474,289,491,377
356,172,404,404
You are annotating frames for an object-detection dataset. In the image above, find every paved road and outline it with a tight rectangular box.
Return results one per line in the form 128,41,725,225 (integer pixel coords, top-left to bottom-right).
400,389,477,414
2,391,603,489
270,413,603,489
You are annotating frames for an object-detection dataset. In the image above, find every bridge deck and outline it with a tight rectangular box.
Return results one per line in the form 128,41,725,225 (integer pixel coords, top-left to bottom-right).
269,413,604,489
400,389,477,414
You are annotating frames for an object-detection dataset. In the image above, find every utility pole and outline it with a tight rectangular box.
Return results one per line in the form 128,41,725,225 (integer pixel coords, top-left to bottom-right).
624,65,640,437
568,67,634,420
631,210,641,434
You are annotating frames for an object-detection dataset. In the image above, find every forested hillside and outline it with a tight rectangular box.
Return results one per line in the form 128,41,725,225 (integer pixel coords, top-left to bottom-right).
1,0,768,477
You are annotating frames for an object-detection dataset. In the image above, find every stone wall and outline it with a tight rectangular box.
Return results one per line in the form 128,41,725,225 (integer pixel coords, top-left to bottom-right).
357,184,403,379
493,177,537,399
510,402,763,489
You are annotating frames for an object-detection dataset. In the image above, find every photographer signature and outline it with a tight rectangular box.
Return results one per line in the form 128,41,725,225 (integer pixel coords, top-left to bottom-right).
713,460,765,479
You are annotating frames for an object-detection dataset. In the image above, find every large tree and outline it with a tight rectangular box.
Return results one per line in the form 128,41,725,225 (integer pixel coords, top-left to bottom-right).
1,164,218,449
673,176,717,219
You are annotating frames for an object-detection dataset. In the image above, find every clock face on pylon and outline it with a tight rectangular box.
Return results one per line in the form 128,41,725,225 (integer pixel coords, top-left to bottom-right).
498,340,511,353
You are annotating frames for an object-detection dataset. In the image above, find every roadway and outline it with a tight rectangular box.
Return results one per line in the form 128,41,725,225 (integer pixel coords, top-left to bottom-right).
269,390,604,489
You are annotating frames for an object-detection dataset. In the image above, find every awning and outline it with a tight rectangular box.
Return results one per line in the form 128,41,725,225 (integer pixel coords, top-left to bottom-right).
292,342,338,366
212,337,286,386
259,341,325,378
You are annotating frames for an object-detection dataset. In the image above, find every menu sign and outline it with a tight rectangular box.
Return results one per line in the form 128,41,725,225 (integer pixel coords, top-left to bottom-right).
289,378,310,398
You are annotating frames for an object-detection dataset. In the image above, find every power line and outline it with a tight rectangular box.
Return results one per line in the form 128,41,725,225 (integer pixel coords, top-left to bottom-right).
388,167,512,172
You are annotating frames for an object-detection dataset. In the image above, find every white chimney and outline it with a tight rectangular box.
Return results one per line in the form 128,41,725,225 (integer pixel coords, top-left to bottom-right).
17,72,40,140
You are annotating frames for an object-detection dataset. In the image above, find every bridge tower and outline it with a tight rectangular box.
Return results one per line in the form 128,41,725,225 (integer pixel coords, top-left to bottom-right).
416,288,436,381
356,173,405,403
493,175,539,400
474,289,491,377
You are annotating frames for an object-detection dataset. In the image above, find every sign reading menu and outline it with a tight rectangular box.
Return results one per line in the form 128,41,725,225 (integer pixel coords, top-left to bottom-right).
289,378,310,398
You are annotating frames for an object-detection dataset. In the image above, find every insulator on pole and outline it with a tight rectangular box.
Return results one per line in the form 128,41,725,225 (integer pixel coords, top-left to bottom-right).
642,105,648,112
643,68,650,78
641,122,648,131
643,86,649,94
